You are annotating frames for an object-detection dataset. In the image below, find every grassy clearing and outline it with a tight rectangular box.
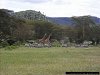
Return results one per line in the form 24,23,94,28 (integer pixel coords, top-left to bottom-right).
0,47,100,75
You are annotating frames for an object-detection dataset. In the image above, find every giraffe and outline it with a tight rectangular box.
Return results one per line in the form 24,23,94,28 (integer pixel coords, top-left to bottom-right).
38,33,47,44
44,33,52,47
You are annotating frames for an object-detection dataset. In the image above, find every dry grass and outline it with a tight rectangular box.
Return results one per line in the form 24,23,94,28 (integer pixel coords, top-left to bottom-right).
0,47,100,75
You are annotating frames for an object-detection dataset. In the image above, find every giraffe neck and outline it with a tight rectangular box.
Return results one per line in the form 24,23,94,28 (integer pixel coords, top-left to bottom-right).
46,34,52,41
41,34,46,40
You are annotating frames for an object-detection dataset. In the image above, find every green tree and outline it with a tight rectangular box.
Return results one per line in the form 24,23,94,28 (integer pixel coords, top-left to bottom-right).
72,16,100,44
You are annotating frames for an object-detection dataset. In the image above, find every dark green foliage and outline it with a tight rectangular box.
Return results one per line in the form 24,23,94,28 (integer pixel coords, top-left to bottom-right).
32,21,54,39
72,16,100,44
0,9,12,36
0,40,9,47
0,9,34,42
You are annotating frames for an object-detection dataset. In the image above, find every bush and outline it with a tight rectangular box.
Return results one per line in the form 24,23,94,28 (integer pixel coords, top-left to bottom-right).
14,41,22,46
0,41,9,47
4,45,19,50
52,40,61,47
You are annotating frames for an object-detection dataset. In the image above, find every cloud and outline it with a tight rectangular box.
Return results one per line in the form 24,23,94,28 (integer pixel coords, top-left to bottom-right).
10,0,53,3
53,0,68,5
0,0,100,17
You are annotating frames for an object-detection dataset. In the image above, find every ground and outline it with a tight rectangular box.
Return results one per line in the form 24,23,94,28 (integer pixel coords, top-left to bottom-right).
0,47,100,75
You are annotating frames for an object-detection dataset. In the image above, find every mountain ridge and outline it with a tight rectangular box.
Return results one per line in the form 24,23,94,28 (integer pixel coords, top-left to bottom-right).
47,16,100,25
1,9,100,25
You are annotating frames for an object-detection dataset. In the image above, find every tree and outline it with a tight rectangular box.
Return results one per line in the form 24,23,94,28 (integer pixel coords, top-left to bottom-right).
0,9,16,39
72,15,100,44
32,21,54,39
0,9,34,42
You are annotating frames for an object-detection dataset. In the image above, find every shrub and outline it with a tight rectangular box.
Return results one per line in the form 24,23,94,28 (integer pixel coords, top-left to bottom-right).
52,40,61,47
4,45,19,50
0,41,9,47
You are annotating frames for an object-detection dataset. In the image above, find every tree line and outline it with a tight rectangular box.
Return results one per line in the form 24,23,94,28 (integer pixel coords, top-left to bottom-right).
0,9,100,46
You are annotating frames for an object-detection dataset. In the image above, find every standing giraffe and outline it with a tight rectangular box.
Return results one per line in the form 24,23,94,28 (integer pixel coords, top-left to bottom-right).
44,33,52,47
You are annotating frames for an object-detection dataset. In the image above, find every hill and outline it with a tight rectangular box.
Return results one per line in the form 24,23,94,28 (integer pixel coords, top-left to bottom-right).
1,9,100,25
14,10,46,21
47,17,74,26
47,16,100,25
91,16,100,24
5,9,100,25
0,9,47,21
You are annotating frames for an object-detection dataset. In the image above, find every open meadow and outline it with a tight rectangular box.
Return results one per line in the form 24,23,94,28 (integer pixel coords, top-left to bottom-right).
0,47,100,75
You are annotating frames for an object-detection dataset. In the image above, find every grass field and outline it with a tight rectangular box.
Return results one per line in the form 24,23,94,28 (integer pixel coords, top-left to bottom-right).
0,47,100,75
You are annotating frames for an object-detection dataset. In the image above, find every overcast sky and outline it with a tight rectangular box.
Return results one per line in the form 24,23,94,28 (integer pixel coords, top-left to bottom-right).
0,0,100,17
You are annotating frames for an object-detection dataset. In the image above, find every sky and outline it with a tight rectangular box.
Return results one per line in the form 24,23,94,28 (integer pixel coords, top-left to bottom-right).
0,0,100,17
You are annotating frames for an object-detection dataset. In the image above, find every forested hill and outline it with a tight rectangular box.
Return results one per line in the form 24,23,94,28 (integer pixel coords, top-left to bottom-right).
1,9,100,25
0,9,47,21
14,9,100,25
14,10,46,21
